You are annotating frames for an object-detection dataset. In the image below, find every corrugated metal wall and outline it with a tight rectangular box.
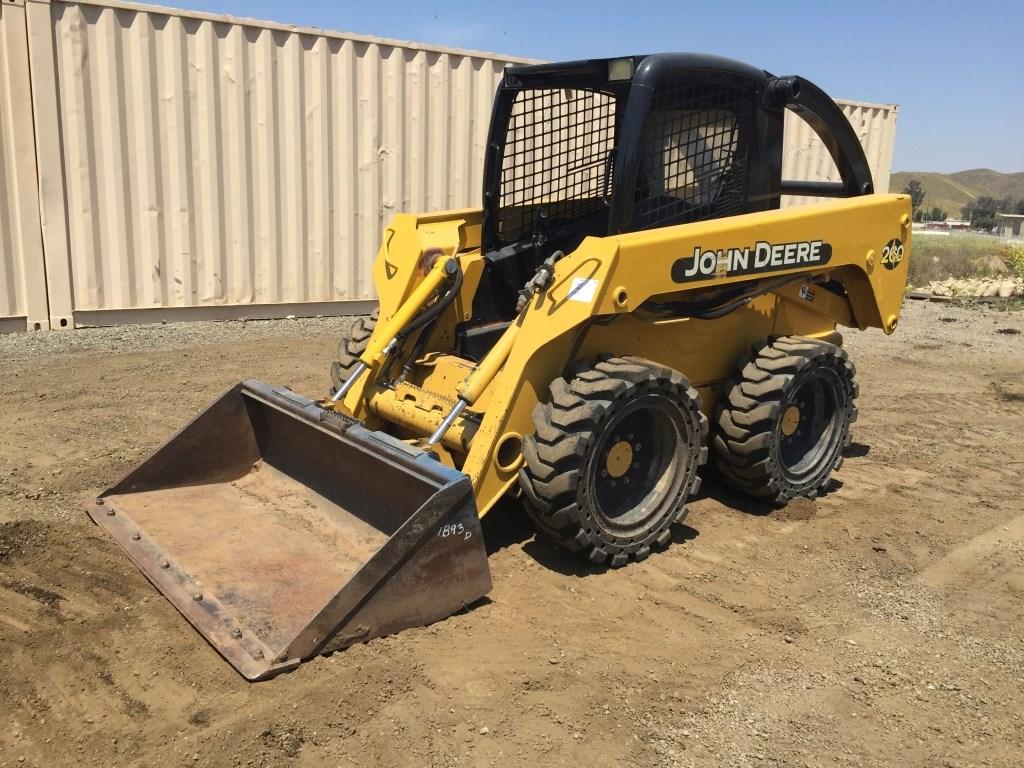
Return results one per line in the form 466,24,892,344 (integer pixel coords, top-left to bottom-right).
30,0,521,325
0,0,49,331
782,100,897,206
1,0,899,329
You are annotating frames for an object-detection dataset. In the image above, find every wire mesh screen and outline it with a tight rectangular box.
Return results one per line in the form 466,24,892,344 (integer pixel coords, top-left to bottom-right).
498,88,617,244
632,80,750,229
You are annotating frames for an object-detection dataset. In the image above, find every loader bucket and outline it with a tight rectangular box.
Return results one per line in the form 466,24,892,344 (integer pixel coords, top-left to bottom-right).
86,380,491,680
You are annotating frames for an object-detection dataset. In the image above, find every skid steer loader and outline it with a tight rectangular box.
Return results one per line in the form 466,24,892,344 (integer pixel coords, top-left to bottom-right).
88,53,911,679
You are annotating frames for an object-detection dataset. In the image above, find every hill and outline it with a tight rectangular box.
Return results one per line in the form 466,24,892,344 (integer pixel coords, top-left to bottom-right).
889,168,1024,218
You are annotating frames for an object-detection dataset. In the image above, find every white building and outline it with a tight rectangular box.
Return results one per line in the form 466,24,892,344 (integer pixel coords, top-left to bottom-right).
996,213,1024,239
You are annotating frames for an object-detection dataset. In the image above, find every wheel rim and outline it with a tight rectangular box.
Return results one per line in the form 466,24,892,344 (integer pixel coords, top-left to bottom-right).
777,368,845,483
584,394,688,531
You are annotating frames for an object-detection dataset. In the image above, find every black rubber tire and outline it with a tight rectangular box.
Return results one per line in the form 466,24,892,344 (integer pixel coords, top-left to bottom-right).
713,336,858,504
519,356,708,567
329,309,379,393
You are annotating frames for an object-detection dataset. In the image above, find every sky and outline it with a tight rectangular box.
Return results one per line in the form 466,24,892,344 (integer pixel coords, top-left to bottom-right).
170,0,1023,174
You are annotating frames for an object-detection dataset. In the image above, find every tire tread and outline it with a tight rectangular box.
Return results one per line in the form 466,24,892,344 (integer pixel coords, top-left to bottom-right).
712,336,858,504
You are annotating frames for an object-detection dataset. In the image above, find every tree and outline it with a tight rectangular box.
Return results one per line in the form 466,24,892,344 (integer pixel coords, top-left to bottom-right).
903,180,925,212
928,206,947,222
961,196,999,231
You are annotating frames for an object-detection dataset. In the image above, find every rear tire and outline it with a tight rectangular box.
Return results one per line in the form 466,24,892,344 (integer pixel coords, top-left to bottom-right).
713,336,857,504
329,309,379,394
519,357,707,567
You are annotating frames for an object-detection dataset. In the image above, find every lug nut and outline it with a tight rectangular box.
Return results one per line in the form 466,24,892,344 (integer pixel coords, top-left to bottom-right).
193,592,203,601
232,628,242,638
131,532,141,540
160,560,170,569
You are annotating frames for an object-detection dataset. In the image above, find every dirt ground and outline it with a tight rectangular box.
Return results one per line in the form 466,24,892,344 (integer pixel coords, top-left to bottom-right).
1,300,1023,768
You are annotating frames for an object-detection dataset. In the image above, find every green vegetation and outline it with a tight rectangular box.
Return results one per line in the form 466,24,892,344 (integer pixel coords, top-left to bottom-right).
1002,242,1024,280
903,179,925,214
907,233,1013,287
903,177,951,223
890,169,1024,222
961,196,1020,230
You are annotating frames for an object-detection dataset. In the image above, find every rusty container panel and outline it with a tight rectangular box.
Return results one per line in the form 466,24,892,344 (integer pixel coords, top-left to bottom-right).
86,380,491,680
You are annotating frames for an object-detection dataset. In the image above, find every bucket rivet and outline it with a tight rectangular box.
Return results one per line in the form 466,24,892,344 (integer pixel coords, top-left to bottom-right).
95,498,105,506
193,592,203,601
232,628,242,637
131,532,141,540
160,560,170,569
106,509,115,516
252,649,264,660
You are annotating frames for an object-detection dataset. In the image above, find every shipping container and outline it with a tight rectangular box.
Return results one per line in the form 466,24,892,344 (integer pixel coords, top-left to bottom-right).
1,0,899,329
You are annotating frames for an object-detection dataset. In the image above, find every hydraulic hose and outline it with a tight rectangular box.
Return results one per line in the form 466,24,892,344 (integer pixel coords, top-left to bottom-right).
689,275,808,320
381,261,464,385
397,262,463,341
643,274,810,321
331,257,461,403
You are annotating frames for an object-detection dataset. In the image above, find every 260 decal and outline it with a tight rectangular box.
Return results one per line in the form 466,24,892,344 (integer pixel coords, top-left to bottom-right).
881,238,905,270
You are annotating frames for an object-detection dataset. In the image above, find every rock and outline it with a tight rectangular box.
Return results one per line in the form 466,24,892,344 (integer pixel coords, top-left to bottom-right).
983,281,1001,298
479,726,489,735
998,279,1016,298
977,253,1009,274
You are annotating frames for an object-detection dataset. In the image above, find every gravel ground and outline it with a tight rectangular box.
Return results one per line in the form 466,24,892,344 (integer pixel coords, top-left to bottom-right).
0,315,358,365
1,299,1023,768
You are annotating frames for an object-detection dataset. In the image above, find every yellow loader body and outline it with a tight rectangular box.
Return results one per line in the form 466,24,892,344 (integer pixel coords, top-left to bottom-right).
341,194,911,516
87,52,911,680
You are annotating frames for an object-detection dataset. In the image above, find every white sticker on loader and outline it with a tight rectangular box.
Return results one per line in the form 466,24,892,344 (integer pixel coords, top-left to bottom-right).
567,277,599,303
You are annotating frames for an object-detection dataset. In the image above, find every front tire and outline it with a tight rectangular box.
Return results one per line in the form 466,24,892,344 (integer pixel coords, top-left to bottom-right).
713,336,857,504
329,309,379,394
519,357,707,567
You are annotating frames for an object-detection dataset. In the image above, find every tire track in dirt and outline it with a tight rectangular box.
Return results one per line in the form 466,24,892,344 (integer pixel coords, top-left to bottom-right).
1,304,1023,767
